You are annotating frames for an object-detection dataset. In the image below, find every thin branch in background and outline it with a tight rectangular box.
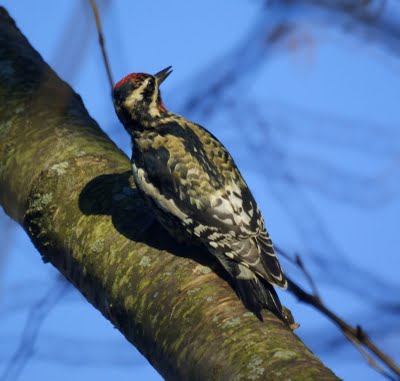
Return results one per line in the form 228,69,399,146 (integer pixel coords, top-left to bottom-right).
236,99,400,208
1,277,69,381
343,331,397,381
89,0,114,90
275,246,400,380
274,245,321,299
294,253,322,301
270,182,400,302
174,0,400,121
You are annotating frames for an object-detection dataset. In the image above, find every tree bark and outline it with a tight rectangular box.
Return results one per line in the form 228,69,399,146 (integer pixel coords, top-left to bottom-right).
0,7,339,381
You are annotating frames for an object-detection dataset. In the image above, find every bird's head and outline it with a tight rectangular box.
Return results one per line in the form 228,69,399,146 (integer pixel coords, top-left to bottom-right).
113,66,172,129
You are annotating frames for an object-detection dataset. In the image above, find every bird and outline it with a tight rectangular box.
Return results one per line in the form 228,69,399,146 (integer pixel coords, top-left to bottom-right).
113,66,290,324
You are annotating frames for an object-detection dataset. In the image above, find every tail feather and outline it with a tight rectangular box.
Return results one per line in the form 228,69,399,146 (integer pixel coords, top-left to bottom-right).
216,255,284,321
235,275,283,320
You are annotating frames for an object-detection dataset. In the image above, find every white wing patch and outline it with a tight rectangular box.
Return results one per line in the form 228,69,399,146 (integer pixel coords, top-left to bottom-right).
133,164,192,223
210,181,256,235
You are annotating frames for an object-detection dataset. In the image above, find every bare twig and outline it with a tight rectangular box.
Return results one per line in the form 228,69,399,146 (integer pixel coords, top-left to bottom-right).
275,245,321,300
89,0,114,91
275,245,322,300
293,254,322,301
343,331,397,381
277,249,400,380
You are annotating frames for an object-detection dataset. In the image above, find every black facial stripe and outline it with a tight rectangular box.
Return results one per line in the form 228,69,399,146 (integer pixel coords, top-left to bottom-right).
143,80,155,98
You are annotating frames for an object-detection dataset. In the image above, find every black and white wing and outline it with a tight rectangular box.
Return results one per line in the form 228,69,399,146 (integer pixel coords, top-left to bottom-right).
132,120,287,316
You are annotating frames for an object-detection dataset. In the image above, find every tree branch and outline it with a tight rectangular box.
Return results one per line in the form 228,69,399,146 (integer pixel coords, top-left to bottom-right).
0,7,339,380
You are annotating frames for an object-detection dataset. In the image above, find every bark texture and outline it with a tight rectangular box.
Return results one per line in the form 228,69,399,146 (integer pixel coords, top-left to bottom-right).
0,7,339,381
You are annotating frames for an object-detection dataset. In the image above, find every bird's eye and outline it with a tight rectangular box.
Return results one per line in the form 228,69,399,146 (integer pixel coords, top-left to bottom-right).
147,79,155,89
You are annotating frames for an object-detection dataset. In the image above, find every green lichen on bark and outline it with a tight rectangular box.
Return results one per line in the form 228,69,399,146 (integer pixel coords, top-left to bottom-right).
0,7,339,381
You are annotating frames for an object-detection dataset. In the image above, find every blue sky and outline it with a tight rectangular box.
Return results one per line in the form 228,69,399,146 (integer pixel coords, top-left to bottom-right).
1,1,399,380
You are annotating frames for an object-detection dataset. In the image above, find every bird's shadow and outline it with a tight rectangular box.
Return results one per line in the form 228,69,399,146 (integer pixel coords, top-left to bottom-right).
79,171,229,282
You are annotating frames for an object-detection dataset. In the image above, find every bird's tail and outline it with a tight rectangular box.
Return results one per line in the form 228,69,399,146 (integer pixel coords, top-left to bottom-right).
217,256,284,321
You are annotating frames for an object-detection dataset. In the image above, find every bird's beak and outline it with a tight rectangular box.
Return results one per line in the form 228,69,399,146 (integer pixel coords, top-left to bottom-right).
154,66,173,84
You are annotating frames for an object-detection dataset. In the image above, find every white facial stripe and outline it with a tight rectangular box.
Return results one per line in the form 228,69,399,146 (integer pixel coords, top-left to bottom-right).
149,80,161,117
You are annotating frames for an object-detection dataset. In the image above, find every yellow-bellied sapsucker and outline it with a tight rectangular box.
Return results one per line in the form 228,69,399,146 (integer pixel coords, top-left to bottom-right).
113,67,288,322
